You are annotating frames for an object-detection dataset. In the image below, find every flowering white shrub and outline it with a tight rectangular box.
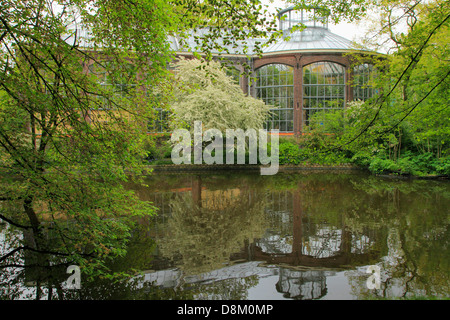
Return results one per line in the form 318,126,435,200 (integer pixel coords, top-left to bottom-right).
170,58,272,132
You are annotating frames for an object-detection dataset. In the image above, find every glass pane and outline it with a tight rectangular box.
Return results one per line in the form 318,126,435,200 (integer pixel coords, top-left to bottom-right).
256,64,294,132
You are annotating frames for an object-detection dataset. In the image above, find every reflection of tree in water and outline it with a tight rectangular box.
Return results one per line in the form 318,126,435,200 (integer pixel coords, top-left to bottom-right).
8,172,437,300
140,174,450,299
146,174,449,299
157,185,269,276
0,219,80,300
0,217,158,300
345,177,450,299
137,278,258,300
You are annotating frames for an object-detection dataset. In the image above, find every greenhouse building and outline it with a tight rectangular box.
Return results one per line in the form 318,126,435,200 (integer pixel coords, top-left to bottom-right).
166,6,380,135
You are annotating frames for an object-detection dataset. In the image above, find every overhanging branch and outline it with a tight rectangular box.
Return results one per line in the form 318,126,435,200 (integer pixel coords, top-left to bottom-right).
0,213,32,230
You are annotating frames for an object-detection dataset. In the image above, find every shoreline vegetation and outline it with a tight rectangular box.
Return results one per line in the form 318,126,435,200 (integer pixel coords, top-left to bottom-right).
145,163,448,180
144,136,449,180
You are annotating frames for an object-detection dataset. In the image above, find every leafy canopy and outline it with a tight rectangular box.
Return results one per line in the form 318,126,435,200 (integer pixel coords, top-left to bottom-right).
0,0,279,295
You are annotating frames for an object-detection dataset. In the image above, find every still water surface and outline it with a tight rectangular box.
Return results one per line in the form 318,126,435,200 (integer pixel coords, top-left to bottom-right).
122,170,449,300
1,170,449,300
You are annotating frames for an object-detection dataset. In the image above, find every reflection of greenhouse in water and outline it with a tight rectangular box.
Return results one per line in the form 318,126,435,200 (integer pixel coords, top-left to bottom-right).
257,190,378,259
135,176,381,300
139,261,333,300
147,187,378,261
3,173,449,300
277,269,329,300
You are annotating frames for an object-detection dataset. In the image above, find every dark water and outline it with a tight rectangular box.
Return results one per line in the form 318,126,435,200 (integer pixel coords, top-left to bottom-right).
124,170,449,300
1,170,449,299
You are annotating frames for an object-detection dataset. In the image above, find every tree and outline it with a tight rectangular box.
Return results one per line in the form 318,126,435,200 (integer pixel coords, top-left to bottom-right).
285,0,449,174
170,58,272,132
287,0,449,150
0,0,278,298
347,0,450,166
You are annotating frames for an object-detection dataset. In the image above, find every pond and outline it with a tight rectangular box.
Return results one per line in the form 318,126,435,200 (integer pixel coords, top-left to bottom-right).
1,170,449,300
125,170,449,300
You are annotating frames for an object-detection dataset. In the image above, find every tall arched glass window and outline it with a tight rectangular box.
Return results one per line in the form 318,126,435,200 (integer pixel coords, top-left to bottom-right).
353,63,376,101
303,62,345,128
256,64,294,132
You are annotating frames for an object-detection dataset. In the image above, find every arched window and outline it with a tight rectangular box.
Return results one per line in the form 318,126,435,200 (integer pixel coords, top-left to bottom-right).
353,63,376,101
302,62,345,128
255,64,294,132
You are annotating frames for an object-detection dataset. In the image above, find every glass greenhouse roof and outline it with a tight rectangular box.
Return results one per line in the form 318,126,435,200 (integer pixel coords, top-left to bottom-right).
170,7,359,55
169,27,356,56
67,7,363,56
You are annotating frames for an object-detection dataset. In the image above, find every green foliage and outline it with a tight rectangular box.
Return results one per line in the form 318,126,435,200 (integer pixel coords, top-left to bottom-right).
286,0,375,24
276,137,350,166
278,140,304,165
291,0,450,177
307,109,346,135
0,0,281,289
351,150,375,167
368,153,450,176
145,140,173,162
435,157,450,176
368,157,405,175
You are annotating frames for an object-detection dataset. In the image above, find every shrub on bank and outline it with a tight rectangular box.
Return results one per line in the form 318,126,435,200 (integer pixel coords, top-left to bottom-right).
366,152,450,176
143,134,448,176
278,140,305,165
144,135,353,166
